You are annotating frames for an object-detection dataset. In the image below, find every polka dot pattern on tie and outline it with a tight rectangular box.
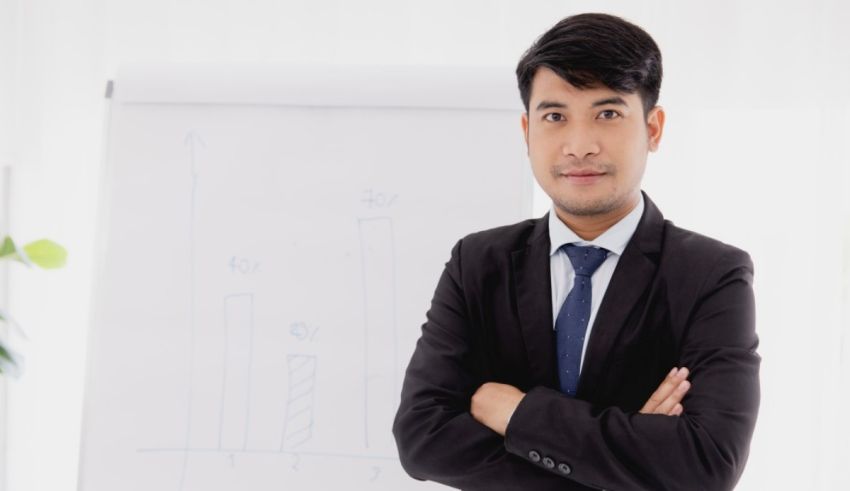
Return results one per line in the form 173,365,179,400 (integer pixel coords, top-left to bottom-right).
554,244,610,397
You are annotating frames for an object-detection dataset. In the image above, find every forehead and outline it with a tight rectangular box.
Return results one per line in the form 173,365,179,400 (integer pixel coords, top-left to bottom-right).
529,66,638,108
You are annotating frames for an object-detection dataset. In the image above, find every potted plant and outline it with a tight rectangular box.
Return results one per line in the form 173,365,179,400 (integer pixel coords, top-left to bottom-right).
0,236,66,375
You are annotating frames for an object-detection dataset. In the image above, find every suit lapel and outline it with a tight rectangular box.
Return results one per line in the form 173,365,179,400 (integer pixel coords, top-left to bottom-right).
511,214,559,390
577,191,664,399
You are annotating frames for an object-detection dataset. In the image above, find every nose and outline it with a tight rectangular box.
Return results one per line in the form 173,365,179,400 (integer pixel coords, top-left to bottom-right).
561,125,601,160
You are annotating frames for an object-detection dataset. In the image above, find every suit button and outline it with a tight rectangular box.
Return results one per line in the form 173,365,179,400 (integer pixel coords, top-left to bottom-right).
542,457,555,469
528,450,541,463
557,462,572,475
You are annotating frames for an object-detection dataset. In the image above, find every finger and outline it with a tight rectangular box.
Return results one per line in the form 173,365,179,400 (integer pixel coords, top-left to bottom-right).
669,403,683,416
655,379,691,415
640,367,687,413
639,367,679,413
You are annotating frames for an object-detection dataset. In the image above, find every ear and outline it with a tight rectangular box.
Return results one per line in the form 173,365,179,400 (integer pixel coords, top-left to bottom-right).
520,112,529,148
646,106,665,152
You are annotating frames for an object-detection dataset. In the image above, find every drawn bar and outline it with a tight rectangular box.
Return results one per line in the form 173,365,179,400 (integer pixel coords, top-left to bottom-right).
219,293,254,450
281,354,317,450
358,217,397,450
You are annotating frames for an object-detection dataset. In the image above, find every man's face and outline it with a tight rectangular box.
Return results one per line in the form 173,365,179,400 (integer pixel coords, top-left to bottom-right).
521,67,664,220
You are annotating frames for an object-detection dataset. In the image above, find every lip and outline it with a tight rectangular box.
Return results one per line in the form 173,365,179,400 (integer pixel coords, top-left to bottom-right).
562,172,607,185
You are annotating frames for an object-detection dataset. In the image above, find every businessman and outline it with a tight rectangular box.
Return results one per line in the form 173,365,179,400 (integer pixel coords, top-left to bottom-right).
393,12,761,491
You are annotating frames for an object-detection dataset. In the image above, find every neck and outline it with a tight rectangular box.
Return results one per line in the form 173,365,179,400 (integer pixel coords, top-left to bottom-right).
554,193,640,241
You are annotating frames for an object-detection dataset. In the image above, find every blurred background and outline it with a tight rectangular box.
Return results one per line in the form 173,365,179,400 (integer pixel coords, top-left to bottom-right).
0,0,848,489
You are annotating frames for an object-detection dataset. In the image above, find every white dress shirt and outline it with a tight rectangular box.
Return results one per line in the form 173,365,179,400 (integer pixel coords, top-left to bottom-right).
548,193,645,373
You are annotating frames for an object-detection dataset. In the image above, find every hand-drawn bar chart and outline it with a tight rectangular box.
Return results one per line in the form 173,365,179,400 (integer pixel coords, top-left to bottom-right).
79,65,528,491
174,136,402,489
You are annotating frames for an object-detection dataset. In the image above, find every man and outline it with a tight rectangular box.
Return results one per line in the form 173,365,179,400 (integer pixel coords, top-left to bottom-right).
393,12,760,491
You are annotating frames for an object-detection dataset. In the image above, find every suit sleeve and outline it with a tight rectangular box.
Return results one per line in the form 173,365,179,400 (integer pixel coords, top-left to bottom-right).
392,239,594,490
503,248,761,491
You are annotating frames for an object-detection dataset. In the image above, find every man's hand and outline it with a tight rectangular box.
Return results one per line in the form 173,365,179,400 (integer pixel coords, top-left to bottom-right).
640,367,691,416
470,382,526,436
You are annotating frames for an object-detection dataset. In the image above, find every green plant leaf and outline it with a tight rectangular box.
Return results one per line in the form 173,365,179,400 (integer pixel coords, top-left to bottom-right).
0,343,14,374
0,343,12,363
0,235,31,266
0,236,20,260
22,239,67,269
0,342,22,377
0,236,14,256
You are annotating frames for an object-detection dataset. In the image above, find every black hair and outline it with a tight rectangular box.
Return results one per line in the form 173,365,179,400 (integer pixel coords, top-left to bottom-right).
516,13,662,120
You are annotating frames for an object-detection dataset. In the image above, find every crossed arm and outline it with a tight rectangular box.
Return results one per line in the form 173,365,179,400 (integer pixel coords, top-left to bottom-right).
471,366,692,437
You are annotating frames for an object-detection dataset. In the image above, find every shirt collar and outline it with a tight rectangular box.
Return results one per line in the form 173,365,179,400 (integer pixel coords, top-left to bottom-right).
548,193,645,257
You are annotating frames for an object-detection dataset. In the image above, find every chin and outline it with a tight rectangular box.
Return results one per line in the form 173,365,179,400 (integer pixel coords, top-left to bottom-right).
553,194,624,217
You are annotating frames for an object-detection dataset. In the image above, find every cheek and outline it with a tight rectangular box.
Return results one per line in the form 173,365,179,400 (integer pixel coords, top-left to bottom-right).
607,131,646,173
529,159,552,184
528,133,560,164
526,142,550,170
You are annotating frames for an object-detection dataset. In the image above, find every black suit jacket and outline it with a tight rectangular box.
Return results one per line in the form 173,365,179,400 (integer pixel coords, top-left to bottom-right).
392,191,760,491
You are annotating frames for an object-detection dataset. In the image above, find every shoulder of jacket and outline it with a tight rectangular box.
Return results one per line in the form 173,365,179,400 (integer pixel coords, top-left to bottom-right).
662,220,754,275
457,216,542,256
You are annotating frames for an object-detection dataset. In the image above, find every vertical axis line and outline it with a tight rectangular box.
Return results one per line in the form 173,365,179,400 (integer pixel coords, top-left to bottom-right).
179,134,200,490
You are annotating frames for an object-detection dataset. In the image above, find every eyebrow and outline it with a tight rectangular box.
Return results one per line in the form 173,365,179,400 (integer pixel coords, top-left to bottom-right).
535,96,629,111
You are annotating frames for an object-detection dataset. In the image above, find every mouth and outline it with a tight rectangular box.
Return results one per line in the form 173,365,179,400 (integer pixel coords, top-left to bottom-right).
561,171,607,185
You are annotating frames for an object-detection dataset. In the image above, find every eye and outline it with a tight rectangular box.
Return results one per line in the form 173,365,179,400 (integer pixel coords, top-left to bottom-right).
543,112,565,122
598,109,622,120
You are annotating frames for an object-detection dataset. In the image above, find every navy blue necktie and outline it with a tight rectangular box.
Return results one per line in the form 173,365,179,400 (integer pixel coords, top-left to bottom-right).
555,244,610,397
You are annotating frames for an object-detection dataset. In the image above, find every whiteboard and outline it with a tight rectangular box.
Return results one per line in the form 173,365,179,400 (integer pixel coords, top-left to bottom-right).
79,64,531,491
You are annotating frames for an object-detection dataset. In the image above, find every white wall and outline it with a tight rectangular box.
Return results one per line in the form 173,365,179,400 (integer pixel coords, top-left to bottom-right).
0,0,848,489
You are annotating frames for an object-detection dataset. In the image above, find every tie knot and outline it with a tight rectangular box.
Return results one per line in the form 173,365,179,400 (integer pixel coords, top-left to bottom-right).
562,244,609,277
